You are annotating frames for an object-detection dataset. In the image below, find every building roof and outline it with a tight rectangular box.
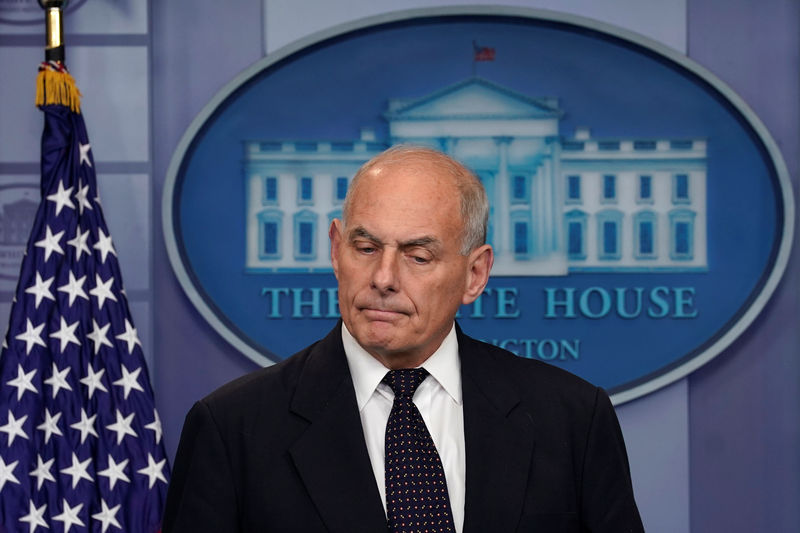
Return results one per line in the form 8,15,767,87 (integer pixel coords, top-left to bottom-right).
384,77,561,121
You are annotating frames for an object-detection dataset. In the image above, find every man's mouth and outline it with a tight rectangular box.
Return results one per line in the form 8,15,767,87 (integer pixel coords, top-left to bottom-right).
359,307,407,320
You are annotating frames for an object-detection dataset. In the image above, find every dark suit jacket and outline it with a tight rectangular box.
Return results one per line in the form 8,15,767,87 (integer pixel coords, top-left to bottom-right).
163,324,643,532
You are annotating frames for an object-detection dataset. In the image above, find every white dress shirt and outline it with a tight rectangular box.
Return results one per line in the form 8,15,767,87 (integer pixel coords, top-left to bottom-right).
342,323,466,533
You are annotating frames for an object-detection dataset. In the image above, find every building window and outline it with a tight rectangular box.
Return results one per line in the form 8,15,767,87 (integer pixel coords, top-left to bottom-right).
564,210,587,260
257,209,283,260
510,211,532,258
568,223,583,256
671,140,694,150
675,223,690,254
638,175,653,203
264,223,278,254
511,174,530,204
566,175,581,203
299,223,313,254
673,174,690,204
634,211,657,259
598,140,620,151
334,177,348,203
603,222,617,255
293,210,318,261
562,141,584,151
639,221,654,255
259,142,281,152
263,176,278,205
669,209,696,260
514,222,528,254
331,141,354,152
633,140,656,150
295,142,317,152
602,174,617,202
596,209,623,260
298,176,313,205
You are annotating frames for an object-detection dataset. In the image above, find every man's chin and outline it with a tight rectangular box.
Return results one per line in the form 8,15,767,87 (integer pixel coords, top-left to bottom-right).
356,322,399,346
350,322,402,351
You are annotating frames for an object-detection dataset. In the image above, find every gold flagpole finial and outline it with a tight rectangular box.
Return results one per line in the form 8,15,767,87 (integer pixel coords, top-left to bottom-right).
39,0,68,63
35,0,80,112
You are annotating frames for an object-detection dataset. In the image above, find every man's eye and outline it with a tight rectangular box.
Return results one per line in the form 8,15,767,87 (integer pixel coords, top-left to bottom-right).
410,255,430,265
356,245,376,254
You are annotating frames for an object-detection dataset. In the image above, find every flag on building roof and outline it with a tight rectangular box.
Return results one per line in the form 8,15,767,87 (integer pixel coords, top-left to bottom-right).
473,41,496,62
0,60,169,532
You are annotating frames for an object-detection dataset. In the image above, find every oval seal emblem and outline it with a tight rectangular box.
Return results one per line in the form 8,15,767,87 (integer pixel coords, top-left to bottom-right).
163,7,794,403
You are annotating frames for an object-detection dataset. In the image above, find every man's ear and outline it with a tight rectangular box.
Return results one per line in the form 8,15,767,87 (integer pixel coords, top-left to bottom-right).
329,219,343,279
462,244,493,305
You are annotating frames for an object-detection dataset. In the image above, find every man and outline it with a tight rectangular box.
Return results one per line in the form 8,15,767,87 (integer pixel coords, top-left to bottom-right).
163,146,644,532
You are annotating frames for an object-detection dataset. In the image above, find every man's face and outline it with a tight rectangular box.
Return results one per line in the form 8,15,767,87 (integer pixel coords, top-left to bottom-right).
330,163,492,369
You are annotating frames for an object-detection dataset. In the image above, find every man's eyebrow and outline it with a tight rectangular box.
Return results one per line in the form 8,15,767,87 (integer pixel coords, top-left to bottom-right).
348,226,382,244
399,236,440,249
347,227,441,250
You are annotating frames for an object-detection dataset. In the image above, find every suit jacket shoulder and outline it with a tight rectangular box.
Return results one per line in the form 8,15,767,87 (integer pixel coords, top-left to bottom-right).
198,335,320,423
456,328,643,533
460,330,598,396
163,326,387,533
458,329,605,441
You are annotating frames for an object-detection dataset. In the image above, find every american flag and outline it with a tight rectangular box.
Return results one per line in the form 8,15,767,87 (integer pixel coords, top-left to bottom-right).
472,41,496,62
0,62,169,532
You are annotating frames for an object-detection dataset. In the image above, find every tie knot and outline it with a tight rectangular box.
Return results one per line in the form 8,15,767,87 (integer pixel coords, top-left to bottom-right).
382,368,428,398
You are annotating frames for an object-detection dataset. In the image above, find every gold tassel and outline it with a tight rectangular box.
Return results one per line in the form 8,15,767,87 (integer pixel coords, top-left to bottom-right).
35,63,81,113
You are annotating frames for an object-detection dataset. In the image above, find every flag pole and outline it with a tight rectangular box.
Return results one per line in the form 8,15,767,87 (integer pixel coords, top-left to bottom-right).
39,0,67,63
36,0,80,112
471,40,477,77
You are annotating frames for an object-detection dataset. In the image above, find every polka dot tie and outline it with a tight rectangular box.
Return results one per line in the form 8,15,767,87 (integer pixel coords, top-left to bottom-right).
383,368,455,533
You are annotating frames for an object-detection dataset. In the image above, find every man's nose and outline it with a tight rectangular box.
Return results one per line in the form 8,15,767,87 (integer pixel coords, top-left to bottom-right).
371,249,399,293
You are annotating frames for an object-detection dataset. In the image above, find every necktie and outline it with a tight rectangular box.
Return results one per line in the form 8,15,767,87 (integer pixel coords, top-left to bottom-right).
383,368,455,533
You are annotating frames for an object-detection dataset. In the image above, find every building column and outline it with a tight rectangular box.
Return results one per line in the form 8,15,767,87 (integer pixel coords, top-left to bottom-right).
439,137,458,155
534,168,544,256
541,157,553,254
318,175,331,268
493,136,512,256
547,137,562,257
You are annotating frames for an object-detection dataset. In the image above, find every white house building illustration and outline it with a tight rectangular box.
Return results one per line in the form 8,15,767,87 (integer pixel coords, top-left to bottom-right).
244,78,707,275
0,191,37,283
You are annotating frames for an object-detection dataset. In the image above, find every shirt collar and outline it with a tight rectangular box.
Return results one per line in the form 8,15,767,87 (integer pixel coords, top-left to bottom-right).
342,322,462,410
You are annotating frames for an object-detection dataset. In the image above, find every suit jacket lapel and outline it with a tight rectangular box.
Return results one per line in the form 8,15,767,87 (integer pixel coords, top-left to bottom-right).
459,330,536,533
288,325,387,533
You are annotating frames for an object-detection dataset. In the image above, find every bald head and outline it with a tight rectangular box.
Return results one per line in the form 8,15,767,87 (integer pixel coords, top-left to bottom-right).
342,146,489,255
